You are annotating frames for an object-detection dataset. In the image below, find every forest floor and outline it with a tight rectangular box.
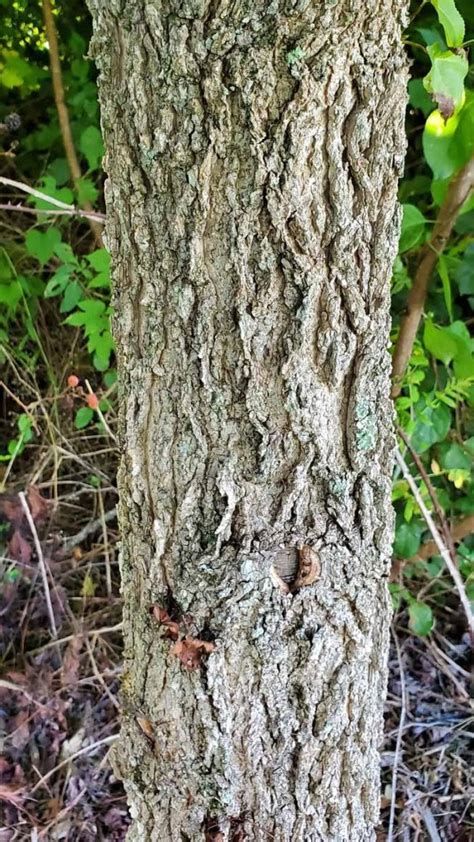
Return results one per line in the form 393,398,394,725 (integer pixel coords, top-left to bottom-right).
0,410,472,841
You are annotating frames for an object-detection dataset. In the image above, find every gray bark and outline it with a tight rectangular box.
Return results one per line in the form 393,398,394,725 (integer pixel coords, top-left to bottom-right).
88,2,408,839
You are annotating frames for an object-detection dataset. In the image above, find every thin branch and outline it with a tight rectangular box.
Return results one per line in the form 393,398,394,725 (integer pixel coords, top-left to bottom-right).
63,507,117,551
97,491,112,597
18,491,58,639
0,201,105,223
387,627,407,842
0,175,77,210
394,448,473,635
392,155,474,397
398,426,456,560
41,0,103,246
412,514,474,562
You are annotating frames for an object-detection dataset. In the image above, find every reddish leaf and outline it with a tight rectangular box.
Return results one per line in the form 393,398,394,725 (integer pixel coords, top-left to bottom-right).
27,485,50,523
61,636,83,687
171,637,215,670
0,494,23,528
152,605,180,640
8,530,31,565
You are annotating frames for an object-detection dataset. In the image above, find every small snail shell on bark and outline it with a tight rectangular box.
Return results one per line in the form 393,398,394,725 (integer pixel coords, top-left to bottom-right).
270,544,320,593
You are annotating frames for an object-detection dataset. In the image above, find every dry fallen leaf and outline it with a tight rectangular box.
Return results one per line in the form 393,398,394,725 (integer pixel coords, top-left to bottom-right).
27,485,50,523
8,530,32,565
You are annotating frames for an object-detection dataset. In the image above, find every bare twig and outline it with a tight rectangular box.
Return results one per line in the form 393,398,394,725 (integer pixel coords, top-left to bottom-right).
394,448,474,635
18,491,58,639
30,733,118,793
41,0,103,246
31,621,123,655
85,636,119,709
419,805,443,842
63,507,117,551
0,679,49,711
392,155,474,396
398,426,456,560
97,491,113,597
411,513,474,562
0,175,78,210
0,200,105,222
387,627,407,842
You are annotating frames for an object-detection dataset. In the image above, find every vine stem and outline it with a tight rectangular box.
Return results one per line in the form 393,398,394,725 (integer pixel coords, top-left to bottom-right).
41,0,104,246
394,448,473,636
391,155,474,397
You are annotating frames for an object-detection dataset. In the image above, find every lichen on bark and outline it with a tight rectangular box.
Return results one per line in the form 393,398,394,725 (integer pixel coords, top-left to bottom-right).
87,1,408,839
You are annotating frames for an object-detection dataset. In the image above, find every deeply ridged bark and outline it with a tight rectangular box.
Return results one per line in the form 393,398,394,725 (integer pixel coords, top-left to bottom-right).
88,2,408,839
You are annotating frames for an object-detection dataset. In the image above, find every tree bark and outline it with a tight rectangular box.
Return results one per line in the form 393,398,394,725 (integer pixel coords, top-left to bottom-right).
88,2,408,839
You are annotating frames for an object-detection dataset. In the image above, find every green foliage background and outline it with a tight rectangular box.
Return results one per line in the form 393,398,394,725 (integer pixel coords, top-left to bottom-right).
1,0,473,636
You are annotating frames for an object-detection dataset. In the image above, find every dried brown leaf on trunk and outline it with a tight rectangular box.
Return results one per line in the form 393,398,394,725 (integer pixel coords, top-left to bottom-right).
171,637,215,670
151,605,180,640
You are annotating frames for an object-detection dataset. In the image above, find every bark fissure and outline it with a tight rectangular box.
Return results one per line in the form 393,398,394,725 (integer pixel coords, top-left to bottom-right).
88,1,408,839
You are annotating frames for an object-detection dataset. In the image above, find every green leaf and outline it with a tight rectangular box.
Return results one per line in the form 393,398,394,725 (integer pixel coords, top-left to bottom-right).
408,601,434,636
60,281,84,313
76,176,99,205
54,241,78,265
423,44,468,119
44,265,74,298
399,204,427,253
438,255,453,321
86,249,110,273
408,78,435,117
410,402,451,453
423,92,474,179
455,243,474,295
431,0,465,47
394,520,423,558
47,158,70,186
25,228,61,265
28,177,74,211
423,318,459,363
79,126,104,171
0,280,22,311
75,407,94,429
78,299,106,316
440,442,472,471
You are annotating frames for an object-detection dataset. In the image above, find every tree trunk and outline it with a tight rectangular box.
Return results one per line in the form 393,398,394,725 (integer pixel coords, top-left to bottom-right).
88,2,408,839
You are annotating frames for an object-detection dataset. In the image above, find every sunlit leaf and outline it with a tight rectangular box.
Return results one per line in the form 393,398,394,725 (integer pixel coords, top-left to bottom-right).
431,0,465,47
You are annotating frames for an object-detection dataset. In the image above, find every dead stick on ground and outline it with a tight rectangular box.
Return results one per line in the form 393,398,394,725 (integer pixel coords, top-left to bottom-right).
392,155,474,397
394,448,473,636
41,0,103,247
19,491,58,639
